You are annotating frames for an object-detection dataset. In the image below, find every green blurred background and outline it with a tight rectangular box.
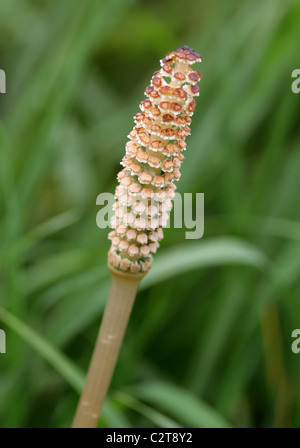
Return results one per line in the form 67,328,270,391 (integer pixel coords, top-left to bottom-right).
0,0,300,428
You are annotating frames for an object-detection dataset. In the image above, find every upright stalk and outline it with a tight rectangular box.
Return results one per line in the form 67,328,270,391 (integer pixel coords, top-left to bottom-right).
72,46,202,428
72,268,145,428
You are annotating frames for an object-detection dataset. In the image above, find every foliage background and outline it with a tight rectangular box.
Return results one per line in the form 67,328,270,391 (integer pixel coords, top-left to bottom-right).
0,0,300,428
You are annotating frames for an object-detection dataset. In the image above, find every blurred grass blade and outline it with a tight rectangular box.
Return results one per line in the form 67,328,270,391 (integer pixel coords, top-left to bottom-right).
130,381,232,428
0,210,81,269
143,237,269,288
114,392,182,428
0,306,85,393
0,306,180,428
250,216,300,241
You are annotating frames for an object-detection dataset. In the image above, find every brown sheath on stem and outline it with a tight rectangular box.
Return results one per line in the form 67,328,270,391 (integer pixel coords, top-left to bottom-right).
72,267,145,428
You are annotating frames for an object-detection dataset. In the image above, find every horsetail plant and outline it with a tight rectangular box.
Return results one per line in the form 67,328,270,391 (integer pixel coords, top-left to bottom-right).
73,46,202,428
